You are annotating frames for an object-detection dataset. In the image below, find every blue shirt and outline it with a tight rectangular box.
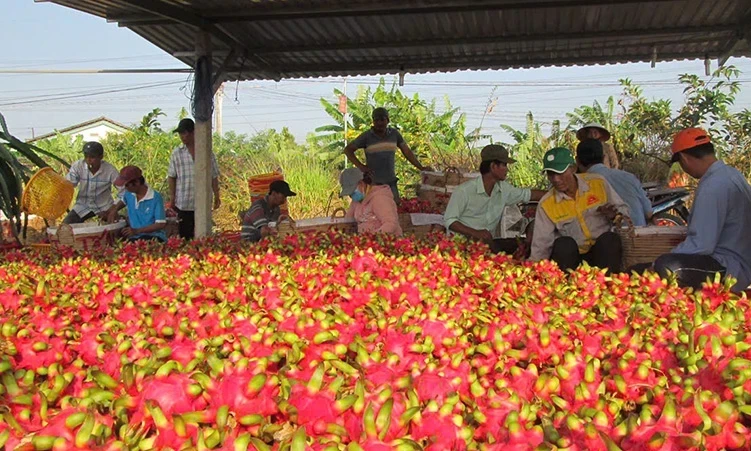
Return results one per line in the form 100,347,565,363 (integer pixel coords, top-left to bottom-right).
674,161,751,291
123,187,167,241
588,164,652,226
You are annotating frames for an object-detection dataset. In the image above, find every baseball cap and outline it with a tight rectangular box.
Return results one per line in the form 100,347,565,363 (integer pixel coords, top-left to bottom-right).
269,180,296,197
114,165,143,187
82,141,104,157
339,168,364,197
480,144,516,164
671,128,711,163
542,147,576,174
173,118,195,133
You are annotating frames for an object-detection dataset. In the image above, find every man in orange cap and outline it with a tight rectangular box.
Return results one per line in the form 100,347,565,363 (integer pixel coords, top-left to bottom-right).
653,128,751,291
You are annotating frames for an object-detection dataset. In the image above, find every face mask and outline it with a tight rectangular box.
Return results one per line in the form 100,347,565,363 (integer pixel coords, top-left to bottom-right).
350,189,365,203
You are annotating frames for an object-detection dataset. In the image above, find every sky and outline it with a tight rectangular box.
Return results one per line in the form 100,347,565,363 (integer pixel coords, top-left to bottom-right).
3,1,751,145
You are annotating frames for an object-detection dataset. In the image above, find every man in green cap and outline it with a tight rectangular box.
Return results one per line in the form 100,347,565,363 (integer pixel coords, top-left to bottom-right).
529,147,629,272
444,144,545,254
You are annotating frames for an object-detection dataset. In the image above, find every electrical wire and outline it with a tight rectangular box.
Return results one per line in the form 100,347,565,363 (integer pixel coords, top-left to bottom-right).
0,80,187,107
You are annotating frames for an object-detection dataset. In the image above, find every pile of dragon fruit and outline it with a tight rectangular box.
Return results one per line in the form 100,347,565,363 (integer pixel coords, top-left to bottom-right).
1,231,751,450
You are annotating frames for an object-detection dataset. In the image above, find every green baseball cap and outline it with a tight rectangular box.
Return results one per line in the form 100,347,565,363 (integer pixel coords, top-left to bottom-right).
542,147,576,174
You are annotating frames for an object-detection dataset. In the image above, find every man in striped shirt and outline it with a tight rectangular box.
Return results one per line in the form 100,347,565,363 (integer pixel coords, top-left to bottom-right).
344,108,431,203
63,141,122,224
241,180,296,242
167,118,221,240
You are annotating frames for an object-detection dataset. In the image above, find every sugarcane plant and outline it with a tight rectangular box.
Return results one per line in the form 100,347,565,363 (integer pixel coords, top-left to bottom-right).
0,112,69,244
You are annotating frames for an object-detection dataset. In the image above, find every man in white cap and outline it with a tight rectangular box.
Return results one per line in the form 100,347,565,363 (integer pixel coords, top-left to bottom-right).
577,123,619,169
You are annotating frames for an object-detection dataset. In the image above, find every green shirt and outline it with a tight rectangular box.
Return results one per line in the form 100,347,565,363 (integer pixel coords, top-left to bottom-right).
443,176,531,237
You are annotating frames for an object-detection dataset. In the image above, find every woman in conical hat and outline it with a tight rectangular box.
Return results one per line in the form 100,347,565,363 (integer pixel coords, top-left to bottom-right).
577,123,620,169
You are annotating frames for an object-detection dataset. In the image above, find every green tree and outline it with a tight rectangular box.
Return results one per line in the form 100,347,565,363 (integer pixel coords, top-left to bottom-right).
501,112,559,189
313,79,484,197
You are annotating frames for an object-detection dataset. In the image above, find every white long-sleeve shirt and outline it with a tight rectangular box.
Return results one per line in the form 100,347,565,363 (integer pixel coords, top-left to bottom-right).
65,160,122,216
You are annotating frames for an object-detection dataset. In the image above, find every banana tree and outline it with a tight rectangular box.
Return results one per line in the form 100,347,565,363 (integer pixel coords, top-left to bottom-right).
500,112,557,189
0,112,69,244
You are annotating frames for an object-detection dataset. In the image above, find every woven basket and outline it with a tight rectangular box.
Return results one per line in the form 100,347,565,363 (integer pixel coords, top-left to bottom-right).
398,213,412,231
47,221,126,251
617,220,687,268
276,208,356,237
21,168,75,220
398,213,445,238
420,168,480,188
416,184,455,213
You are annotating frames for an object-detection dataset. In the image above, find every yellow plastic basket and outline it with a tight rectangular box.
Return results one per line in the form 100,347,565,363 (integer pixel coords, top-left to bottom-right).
21,168,74,220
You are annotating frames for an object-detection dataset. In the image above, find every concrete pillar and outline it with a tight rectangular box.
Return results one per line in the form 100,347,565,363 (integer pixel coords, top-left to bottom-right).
194,31,213,238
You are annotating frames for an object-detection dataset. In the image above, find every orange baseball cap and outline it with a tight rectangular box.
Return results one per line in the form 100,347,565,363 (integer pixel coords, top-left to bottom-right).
671,128,711,162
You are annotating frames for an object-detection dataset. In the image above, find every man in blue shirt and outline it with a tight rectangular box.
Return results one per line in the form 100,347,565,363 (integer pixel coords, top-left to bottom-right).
576,139,652,226
107,166,167,242
654,128,751,292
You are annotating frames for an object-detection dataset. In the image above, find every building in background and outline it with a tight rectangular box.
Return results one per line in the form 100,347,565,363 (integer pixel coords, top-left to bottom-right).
27,116,130,143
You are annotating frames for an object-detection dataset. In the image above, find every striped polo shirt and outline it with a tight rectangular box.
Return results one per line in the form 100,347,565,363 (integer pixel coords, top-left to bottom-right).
350,127,405,185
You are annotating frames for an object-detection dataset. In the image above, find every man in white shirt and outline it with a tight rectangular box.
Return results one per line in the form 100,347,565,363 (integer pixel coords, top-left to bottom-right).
63,141,121,224
166,118,221,239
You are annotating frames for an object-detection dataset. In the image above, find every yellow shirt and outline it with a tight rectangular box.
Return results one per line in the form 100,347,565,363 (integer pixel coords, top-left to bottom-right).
530,173,628,260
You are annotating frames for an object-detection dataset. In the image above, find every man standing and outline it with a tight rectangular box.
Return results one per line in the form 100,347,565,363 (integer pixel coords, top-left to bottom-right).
344,107,431,203
444,144,545,254
167,118,221,240
530,147,629,272
653,128,751,292
576,139,652,226
108,166,167,242
63,141,121,224
241,180,296,242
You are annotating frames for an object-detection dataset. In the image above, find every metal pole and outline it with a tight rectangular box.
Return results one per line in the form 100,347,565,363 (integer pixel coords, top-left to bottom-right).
215,83,224,136
343,77,348,168
0,68,192,74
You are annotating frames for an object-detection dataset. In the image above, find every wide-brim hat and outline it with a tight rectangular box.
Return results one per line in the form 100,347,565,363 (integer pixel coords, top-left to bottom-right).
576,123,611,142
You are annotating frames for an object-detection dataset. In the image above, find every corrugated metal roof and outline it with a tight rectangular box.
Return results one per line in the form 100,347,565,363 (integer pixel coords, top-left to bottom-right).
43,0,751,80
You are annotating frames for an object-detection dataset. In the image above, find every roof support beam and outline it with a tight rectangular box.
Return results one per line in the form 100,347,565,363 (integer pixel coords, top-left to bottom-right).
718,5,751,66
119,0,209,27
243,25,732,55
110,0,683,25
119,0,280,80
212,48,239,93
239,47,725,78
